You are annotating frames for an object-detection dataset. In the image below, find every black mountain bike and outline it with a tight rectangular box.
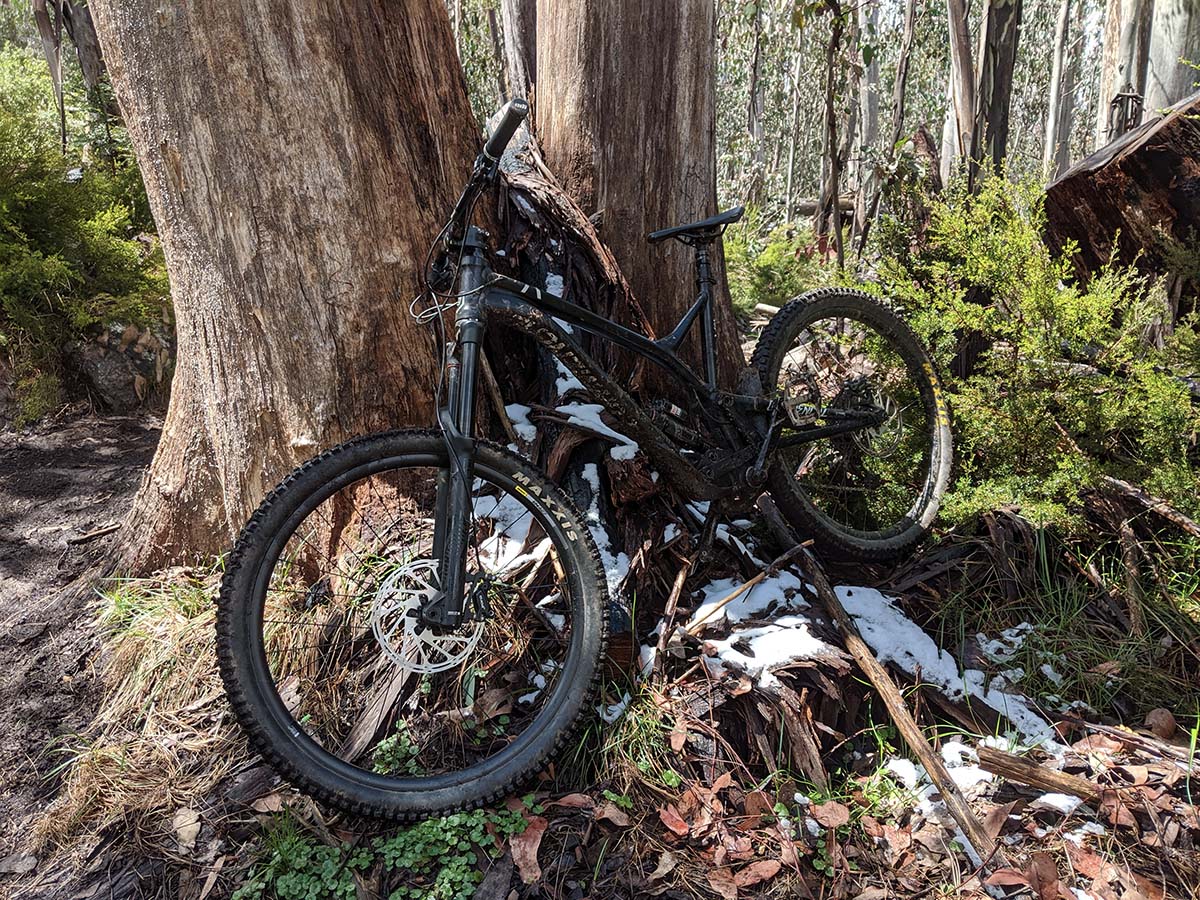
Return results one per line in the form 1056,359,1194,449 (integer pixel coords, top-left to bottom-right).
217,99,952,820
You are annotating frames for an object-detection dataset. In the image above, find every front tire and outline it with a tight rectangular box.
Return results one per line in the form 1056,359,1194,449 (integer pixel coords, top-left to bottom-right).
217,430,607,820
752,288,952,561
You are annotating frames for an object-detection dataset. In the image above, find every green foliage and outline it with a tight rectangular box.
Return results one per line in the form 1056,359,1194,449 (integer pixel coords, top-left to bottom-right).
372,722,423,776
878,175,1200,527
724,213,831,316
0,44,165,417
235,804,533,900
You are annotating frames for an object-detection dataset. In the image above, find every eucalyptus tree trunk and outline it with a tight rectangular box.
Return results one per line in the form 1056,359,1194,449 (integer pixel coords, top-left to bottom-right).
970,0,1024,183
1145,0,1200,115
501,0,536,100
90,0,480,571
1043,0,1082,179
854,0,881,241
1095,0,1155,145
535,0,743,389
943,0,976,179
747,3,767,205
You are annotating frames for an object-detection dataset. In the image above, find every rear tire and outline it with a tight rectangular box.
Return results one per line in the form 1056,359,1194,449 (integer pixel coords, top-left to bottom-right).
217,430,607,820
751,288,952,561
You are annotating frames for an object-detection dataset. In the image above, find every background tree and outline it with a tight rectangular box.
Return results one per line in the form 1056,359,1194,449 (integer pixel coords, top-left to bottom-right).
90,0,481,570
533,0,744,388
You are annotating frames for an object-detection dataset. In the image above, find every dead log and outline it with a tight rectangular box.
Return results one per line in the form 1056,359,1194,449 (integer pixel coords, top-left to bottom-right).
1045,90,1200,300
976,746,1103,803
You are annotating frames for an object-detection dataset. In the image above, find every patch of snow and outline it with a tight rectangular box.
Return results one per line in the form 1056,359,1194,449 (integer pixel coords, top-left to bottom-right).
840,588,1060,750
687,569,808,629
702,615,832,688
579,463,630,597
1071,890,1103,900
598,692,631,724
1064,822,1106,846
885,758,921,790
793,793,811,806
976,622,1034,662
1029,793,1083,816
804,817,821,836
472,489,533,570
941,740,977,767
638,643,657,677
663,522,680,544
504,403,538,442
1040,662,1065,685
545,272,565,296
555,360,584,395
556,402,639,460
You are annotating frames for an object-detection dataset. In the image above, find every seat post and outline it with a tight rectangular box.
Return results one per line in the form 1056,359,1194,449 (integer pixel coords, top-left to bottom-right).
694,242,718,389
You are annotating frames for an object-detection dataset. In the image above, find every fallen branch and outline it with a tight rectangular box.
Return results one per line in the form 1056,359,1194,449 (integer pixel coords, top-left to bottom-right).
1102,475,1200,538
794,547,1006,870
67,522,120,544
976,746,1102,803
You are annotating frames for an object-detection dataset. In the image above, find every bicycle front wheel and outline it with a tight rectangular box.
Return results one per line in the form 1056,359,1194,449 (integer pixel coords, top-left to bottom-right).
217,431,607,820
752,288,953,561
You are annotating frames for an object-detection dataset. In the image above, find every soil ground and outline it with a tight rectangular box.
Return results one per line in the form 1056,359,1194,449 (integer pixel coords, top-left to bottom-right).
0,411,160,876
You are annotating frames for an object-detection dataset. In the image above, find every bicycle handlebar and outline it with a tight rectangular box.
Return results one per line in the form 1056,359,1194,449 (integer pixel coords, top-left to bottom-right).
483,98,529,161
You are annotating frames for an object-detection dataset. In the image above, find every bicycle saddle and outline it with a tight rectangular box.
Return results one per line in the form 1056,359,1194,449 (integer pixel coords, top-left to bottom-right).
647,206,744,244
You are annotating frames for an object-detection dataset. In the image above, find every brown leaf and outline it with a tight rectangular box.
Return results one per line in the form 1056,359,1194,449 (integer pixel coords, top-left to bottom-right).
740,789,773,830
1099,790,1139,830
478,688,513,721
548,792,594,808
734,859,781,888
511,815,547,884
1144,708,1177,739
250,793,284,814
810,800,850,828
985,868,1031,888
707,867,739,900
1025,851,1062,900
659,804,690,837
596,801,630,827
982,800,1019,843
881,824,911,856
669,720,687,752
711,771,734,793
1064,841,1113,882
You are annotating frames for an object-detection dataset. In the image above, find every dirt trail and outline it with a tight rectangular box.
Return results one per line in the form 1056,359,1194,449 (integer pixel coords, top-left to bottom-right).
0,413,159,877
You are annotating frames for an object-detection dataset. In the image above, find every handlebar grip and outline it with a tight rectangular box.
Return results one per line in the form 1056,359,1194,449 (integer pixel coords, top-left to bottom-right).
483,98,529,161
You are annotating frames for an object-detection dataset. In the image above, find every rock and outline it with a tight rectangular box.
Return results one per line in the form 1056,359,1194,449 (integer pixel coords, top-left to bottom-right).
172,808,201,853
1144,708,1177,740
63,322,174,412
0,852,38,875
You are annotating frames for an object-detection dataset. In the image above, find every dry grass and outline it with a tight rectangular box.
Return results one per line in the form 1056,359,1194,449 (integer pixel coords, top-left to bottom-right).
34,565,245,854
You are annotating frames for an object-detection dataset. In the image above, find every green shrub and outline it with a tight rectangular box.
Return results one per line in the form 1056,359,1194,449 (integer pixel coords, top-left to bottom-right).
0,44,166,418
723,210,832,316
879,175,1200,527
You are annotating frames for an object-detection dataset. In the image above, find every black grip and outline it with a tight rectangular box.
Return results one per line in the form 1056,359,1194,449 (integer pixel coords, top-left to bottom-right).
483,98,529,160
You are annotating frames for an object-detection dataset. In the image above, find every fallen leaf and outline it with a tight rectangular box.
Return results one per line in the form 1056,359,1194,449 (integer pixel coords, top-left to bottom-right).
596,801,630,827
985,868,1031,888
173,808,201,852
734,859,781,888
1144,708,1177,739
982,800,1019,843
881,824,911,856
659,804,690,837
810,800,850,828
669,721,687,752
1025,850,1062,900
511,815,547,884
250,793,284,813
707,867,738,900
548,792,594,809
647,850,678,881
1098,790,1139,830
478,687,513,721
711,771,734,793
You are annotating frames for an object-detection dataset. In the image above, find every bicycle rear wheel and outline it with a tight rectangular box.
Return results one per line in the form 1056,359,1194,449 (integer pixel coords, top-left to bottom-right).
217,430,607,820
752,288,952,561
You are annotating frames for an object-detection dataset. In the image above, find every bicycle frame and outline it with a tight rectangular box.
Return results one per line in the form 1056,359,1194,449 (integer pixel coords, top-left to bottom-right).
424,225,880,626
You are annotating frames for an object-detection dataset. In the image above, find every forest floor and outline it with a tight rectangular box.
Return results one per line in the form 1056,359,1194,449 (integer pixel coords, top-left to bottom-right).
1,409,1198,900
0,411,160,884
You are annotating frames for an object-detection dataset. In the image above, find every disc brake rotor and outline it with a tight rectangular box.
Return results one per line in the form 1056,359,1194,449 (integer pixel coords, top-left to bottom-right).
850,387,903,456
370,559,484,674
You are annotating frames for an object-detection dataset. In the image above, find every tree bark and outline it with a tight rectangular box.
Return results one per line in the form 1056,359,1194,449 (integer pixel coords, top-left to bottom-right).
1094,0,1155,146
535,0,744,390
854,0,881,242
90,0,480,570
970,0,1023,183
944,0,976,178
501,0,536,100
1043,0,1072,179
1145,0,1200,115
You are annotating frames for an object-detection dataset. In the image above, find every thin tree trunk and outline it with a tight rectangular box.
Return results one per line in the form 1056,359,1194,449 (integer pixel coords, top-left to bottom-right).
784,46,803,222
502,0,536,101
945,0,976,175
89,0,480,571
536,0,744,390
486,7,508,102
854,0,881,242
970,0,1024,184
1043,0,1072,179
746,2,766,205
816,0,847,267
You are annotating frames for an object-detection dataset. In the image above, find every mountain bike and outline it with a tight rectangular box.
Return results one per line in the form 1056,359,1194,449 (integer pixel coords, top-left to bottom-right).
217,99,952,820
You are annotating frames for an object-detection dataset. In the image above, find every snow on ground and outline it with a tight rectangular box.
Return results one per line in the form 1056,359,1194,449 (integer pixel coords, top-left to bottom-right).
504,403,538,442
686,568,809,628
701,616,832,688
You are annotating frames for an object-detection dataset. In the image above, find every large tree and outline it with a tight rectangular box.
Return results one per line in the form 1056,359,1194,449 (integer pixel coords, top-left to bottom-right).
90,0,480,570
533,0,744,389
